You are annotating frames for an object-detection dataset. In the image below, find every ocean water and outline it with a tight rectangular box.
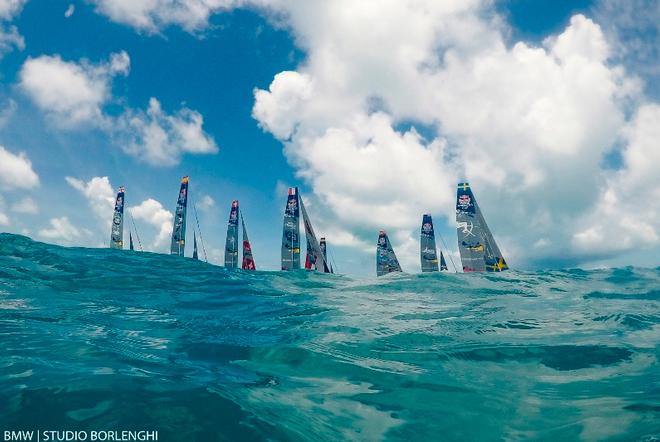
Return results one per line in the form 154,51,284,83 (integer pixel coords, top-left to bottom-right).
0,233,659,441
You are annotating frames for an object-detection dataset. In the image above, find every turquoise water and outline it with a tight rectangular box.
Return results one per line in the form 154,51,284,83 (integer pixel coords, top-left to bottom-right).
0,233,659,441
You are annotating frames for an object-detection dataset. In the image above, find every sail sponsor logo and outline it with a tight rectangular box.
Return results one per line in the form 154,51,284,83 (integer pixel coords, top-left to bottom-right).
458,194,471,209
462,241,484,252
422,222,433,233
457,221,475,236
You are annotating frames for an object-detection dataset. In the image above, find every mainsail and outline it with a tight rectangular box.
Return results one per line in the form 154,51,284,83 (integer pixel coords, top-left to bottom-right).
420,214,439,272
281,187,300,270
192,232,199,260
456,182,508,272
224,200,239,268
376,230,402,276
129,232,134,251
319,237,332,273
300,195,329,272
110,186,125,249
170,176,189,256
241,213,256,270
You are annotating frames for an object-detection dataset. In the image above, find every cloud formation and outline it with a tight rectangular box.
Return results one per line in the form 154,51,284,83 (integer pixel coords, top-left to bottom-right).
19,51,218,166
128,198,173,250
0,145,40,190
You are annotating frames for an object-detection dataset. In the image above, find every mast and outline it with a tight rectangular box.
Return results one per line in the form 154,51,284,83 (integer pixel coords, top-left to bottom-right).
281,187,300,270
224,200,239,268
420,214,439,272
110,186,125,249
376,230,402,276
129,232,134,251
241,212,256,270
299,195,330,272
192,232,199,260
170,176,189,256
456,182,508,272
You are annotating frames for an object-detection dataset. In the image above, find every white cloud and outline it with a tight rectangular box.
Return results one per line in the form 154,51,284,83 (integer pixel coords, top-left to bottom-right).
11,196,38,214
118,97,218,166
0,98,17,127
0,23,23,57
19,51,130,127
0,145,40,190
65,176,116,227
38,216,84,244
19,51,217,166
197,194,215,211
128,198,173,250
0,0,26,19
572,103,660,255
64,4,75,18
91,0,241,33
246,3,655,269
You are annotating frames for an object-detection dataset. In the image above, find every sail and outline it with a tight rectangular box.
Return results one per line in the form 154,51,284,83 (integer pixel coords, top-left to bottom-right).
300,196,329,272
440,251,448,271
456,182,508,272
376,230,402,276
224,200,239,268
192,232,199,260
420,214,439,272
110,186,125,249
129,232,134,251
281,187,300,270
319,237,332,273
170,176,189,256
241,213,256,270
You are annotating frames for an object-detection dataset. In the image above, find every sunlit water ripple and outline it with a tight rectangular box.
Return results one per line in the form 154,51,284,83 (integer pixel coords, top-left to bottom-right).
0,233,659,441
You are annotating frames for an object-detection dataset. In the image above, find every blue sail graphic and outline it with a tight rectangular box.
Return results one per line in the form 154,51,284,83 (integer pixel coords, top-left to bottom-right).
224,200,239,268
456,182,508,272
376,230,402,276
281,187,300,270
170,176,189,256
110,186,125,249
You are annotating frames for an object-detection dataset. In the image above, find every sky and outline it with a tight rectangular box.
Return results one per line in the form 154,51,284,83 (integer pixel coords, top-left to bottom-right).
0,0,658,276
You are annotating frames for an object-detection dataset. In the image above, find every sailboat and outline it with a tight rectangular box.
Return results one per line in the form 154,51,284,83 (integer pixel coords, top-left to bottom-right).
377,230,402,276
280,187,329,272
192,232,199,260
224,200,256,270
129,232,134,251
110,186,125,249
420,214,448,272
170,176,189,256
319,237,333,273
456,182,508,272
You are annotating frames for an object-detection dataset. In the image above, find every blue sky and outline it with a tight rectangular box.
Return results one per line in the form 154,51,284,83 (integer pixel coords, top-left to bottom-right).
0,0,658,275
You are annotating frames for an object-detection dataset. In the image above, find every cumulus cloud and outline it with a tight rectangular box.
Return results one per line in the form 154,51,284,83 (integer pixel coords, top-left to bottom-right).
0,145,40,190
245,1,655,269
11,196,38,214
65,176,116,227
128,198,173,250
118,97,218,166
0,0,27,19
91,0,241,33
19,51,217,166
573,104,660,256
38,216,86,245
19,51,130,127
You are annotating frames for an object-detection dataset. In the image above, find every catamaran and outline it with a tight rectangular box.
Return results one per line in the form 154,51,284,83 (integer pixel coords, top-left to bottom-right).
110,186,125,249
224,200,256,270
377,230,402,276
456,182,508,272
420,214,448,272
170,176,189,256
281,187,329,272
192,232,199,260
